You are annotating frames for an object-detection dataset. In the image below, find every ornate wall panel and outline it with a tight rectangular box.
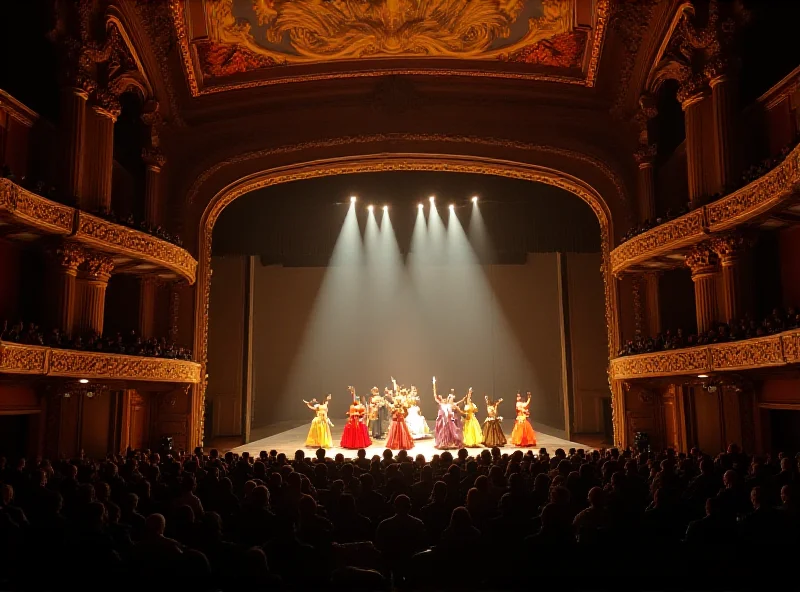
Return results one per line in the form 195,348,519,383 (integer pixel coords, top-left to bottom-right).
0,342,49,374
0,342,201,383
610,347,711,379
710,336,785,371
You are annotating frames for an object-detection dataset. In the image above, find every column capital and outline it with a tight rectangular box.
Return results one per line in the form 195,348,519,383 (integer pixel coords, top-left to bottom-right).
710,232,749,263
634,144,658,166
91,91,121,121
80,253,115,281
679,77,710,109
142,147,166,170
685,244,719,277
49,241,87,273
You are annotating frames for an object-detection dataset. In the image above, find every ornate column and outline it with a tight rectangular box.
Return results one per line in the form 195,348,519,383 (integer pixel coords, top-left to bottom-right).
76,254,115,335
681,87,712,206
138,277,157,340
633,94,659,223
142,148,165,227
711,233,748,323
82,97,120,213
685,244,720,335
49,242,87,336
643,272,662,337
709,72,739,194
59,87,90,203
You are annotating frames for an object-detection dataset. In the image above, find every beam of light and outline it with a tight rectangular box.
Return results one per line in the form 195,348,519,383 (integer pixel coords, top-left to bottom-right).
468,194,491,265
367,204,373,213
445,205,546,403
472,196,478,203
280,199,364,419
350,195,357,203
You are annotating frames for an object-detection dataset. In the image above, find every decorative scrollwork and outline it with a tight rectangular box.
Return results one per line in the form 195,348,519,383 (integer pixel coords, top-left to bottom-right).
0,341,201,384
610,329,800,380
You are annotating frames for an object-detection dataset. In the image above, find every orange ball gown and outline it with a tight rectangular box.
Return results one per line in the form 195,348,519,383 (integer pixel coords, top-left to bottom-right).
340,402,372,449
510,400,537,447
385,406,414,450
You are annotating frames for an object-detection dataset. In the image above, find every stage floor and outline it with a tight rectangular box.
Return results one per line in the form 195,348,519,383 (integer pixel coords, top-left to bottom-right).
231,421,592,461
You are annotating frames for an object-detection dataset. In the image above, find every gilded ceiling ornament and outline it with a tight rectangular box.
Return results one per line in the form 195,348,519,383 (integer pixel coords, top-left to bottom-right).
204,0,576,64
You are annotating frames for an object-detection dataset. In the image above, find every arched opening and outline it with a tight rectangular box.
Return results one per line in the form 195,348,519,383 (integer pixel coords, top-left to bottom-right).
195,154,620,451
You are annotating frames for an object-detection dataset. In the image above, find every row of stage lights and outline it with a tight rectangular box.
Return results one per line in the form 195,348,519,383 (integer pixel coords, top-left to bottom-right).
350,195,479,212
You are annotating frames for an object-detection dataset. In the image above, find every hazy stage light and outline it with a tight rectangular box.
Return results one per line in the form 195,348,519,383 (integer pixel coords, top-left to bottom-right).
368,205,374,212
350,196,357,203
449,204,455,211
472,196,478,203
429,196,435,203
418,203,423,209
383,205,388,212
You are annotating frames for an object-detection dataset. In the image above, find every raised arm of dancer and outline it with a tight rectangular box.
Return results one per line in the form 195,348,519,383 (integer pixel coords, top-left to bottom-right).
432,376,440,403
485,395,490,406
525,392,532,407
302,400,316,411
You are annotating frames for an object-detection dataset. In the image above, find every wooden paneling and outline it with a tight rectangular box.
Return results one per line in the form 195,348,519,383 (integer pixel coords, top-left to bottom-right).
693,389,723,454
80,394,111,459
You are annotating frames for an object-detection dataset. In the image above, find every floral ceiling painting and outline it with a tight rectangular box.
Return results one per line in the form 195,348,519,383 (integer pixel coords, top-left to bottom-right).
178,0,607,93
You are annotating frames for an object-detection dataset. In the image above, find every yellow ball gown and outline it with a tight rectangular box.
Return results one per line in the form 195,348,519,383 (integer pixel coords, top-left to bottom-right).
461,401,483,447
305,402,333,448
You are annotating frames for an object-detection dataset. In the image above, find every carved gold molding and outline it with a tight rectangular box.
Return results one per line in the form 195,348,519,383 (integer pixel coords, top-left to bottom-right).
172,0,611,96
0,89,40,127
193,153,621,448
0,179,197,284
0,342,201,383
611,142,800,274
609,330,800,380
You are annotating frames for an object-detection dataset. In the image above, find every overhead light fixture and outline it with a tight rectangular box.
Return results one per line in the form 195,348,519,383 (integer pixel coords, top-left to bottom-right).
418,203,424,209
429,196,435,203
472,196,478,203
350,196,357,203
449,204,455,210
697,374,709,379
367,205,374,212
383,205,388,212
79,379,89,384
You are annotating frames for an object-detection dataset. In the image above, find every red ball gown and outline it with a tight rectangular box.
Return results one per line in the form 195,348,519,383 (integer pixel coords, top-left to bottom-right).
340,403,372,449
386,407,414,450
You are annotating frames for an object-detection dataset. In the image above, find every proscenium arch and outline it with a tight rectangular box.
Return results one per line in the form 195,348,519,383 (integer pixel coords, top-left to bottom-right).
192,153,623,444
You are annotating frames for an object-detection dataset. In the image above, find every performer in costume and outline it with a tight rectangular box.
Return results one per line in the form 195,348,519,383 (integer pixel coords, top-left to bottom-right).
460,388,483,447
482,395,506,447
380,387,393,436
341,386,372,449
510,391,537,447
385,397,413,450
405,385,431,439
433,377,464,449
304,395,333,448
367,386,386,440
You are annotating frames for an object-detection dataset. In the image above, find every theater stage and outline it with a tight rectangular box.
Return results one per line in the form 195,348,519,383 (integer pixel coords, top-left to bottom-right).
231,421,591,461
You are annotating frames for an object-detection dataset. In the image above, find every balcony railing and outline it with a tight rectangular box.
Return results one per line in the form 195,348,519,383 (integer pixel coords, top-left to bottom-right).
0,341,201,384
610,142,800,275
609,329,800,380
0,178,197,284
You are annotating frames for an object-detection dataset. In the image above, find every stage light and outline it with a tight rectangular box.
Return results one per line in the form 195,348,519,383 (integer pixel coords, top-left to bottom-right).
350,196,357,203
79,378,89,384
418,203,423,209
697,374,709,378
429,196,435,203
449,204,455,211
472,196,478,203
383,205,388,212
368,205,374,212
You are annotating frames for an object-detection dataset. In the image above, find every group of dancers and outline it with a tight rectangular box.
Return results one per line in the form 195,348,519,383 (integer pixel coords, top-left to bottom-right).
303,376,537,450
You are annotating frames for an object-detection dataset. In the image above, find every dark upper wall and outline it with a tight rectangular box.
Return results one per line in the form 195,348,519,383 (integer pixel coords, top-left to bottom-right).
212,172,601,264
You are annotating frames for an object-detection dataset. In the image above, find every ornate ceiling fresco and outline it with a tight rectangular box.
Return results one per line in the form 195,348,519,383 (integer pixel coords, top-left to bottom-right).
175,0,609,94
